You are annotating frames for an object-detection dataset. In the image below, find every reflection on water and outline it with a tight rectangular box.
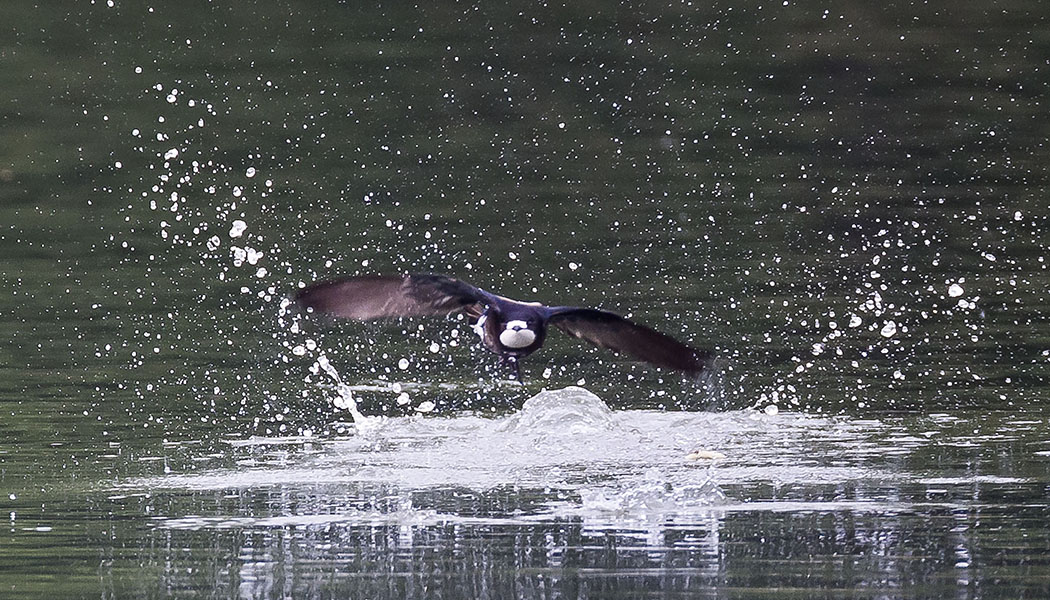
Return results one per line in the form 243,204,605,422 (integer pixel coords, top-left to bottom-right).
94,387,1050,598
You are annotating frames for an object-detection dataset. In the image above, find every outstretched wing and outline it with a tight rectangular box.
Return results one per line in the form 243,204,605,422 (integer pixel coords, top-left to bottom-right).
296,274,489,320
549,307,710,373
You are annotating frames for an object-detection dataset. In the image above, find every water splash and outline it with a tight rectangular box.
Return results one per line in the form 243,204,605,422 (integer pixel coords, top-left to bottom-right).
577,467,726,517
312,352,384,435
119,385,931,536
497,386,619,440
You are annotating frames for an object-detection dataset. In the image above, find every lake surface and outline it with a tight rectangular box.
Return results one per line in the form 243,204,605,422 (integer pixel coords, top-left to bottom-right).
2,1,1049,598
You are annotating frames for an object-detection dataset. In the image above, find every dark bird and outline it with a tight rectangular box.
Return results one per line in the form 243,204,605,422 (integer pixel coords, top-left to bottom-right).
295,273,711,381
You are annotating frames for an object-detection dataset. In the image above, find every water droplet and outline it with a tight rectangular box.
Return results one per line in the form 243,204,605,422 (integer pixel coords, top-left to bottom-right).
880,321,897,338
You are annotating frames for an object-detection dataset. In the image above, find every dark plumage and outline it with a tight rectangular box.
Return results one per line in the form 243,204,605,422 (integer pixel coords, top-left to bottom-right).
296,273,710,380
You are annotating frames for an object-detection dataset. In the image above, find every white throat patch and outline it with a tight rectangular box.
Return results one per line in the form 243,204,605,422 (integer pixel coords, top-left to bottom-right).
499,320,536,348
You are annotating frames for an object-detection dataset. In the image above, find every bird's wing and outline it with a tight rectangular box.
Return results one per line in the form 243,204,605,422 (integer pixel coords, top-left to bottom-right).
548,307,710,373
296,274,489,320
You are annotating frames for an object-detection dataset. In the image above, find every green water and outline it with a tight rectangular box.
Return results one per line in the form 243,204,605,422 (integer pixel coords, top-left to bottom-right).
2,1,1049,598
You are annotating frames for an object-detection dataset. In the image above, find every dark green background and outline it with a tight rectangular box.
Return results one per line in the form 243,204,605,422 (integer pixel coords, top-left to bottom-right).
2,2,1049,598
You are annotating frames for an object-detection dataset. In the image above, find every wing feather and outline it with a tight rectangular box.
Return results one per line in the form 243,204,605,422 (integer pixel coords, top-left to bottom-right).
296,274,487,320
550,308,709,373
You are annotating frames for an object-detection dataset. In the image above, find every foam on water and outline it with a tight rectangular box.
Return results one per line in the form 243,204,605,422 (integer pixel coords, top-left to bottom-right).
128,386,914,530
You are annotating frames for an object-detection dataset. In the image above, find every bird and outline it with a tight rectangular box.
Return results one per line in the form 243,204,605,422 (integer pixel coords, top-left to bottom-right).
295,273,711,381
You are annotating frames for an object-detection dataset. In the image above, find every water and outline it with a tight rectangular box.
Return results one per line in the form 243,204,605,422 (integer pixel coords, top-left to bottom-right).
9,388,1050,597
4,0,1050,597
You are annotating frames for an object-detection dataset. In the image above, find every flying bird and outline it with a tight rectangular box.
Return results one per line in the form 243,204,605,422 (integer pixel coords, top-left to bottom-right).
295,273,710,381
